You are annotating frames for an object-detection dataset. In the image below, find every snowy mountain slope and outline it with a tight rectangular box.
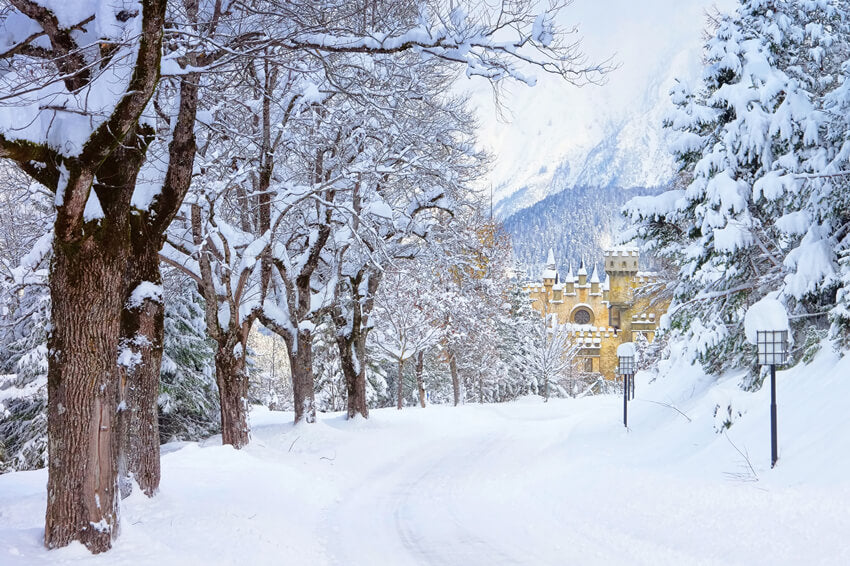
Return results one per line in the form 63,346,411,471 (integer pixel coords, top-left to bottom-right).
503,184,659,277
1,347,848,565
465,0,732,219
490,51,688,219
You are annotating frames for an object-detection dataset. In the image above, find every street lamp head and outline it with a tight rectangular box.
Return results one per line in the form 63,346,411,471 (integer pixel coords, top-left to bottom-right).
617,342,636,375
756,330,788,366
618,355,635,375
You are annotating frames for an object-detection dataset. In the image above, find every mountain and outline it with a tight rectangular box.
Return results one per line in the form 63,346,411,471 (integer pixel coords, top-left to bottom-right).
503,184,660,279
491,65,680,219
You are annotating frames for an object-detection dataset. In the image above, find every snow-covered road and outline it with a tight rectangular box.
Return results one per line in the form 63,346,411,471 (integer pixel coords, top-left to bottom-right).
3,352,850,565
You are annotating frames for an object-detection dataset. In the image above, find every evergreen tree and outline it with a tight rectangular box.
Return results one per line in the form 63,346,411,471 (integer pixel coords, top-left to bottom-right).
0,284,49,472
626,0,850,377
158,279,220,443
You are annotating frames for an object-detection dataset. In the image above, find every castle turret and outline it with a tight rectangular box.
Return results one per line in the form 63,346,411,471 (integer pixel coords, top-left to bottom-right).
577,258,588,287
604,247,640,333
564,262,575,294
590,265,600,295
542,248,557,289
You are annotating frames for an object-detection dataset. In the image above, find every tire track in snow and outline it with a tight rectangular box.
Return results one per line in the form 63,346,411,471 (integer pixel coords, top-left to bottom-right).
392,434,524,565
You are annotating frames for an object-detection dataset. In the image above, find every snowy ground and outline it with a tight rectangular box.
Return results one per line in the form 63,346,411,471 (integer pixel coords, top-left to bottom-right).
2,349,849,565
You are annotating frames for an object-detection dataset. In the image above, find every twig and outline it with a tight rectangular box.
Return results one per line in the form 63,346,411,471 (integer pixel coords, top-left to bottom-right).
640,399,692,422
723,431,758,481
288,436,300,452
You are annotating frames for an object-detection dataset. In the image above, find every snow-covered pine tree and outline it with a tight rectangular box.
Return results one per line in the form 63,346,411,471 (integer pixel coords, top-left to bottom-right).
498,279,542,398
158,277,220,444
0,283,49,473
0,168,52,473
626,0,850,379
313,316,347,413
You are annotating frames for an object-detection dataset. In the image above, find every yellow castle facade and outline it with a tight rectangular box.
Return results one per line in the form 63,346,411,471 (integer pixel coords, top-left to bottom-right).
524,247,668,380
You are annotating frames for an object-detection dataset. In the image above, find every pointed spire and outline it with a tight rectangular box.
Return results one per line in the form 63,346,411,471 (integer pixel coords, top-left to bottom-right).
564,261,575,283
602,273,610,291
542,248,557,282
578,257,587,276
590,264,600,284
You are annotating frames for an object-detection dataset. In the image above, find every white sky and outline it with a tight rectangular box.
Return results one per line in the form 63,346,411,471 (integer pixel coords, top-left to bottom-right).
460,0,737,197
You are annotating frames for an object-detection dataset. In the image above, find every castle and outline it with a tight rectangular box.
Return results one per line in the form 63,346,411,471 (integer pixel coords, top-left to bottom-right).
524,247,668,380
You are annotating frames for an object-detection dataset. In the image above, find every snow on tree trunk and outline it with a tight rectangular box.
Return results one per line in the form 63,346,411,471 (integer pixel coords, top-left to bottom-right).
215,343,250,448
117,242,163,498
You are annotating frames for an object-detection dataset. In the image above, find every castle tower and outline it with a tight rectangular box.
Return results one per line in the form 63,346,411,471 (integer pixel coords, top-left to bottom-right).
542,248,557,293
590,265,601,295
564,262,575,294
577,258,587,287
604,247,640,334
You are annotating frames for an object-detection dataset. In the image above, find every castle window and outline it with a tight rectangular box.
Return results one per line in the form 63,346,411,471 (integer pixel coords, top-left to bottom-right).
609,306,621,329
584,358,593,372
573,308,591,325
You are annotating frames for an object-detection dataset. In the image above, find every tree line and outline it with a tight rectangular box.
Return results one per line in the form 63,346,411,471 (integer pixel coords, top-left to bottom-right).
0,0,608,553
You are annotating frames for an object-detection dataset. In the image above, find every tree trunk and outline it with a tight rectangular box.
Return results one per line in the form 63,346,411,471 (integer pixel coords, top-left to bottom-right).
45,229,127,552
290,331,317,423
117,240,163,498
478,372,484,404
215,342,250,448
415,350,426,408
396,358,405,410
449,351,460,407
337,332,369,419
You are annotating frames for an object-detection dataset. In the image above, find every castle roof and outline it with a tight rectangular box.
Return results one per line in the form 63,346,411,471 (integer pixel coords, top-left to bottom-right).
563,262,575,283
577,258,587,276
590,265,600,284
546,248,556,268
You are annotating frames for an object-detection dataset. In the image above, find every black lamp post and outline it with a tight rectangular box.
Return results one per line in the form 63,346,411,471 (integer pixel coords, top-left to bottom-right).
756,330,788,468
618,346,635,428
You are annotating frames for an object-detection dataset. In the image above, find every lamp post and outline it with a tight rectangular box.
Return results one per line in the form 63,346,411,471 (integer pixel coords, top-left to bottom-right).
745,296,790,468
617,342,635,428
756,329,788,468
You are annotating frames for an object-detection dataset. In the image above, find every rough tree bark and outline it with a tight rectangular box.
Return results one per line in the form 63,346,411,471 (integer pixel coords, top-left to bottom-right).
191,203,255,448
45,218,128,552
332,268,381,419
289,331,317,423
416,350,426,408
20,1,169,552
338,339,369,419
449,351,460,407
117,238,163,498
215,340,250,447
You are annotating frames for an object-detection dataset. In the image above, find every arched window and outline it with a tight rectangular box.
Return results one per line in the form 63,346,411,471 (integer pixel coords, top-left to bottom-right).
573,308,591,325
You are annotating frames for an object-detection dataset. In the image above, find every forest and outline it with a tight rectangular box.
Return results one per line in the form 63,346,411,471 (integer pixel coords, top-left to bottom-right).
1,0,850,562
0,0,613,554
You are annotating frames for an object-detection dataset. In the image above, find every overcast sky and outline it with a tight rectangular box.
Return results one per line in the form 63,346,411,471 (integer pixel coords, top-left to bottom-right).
461,0,737,195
